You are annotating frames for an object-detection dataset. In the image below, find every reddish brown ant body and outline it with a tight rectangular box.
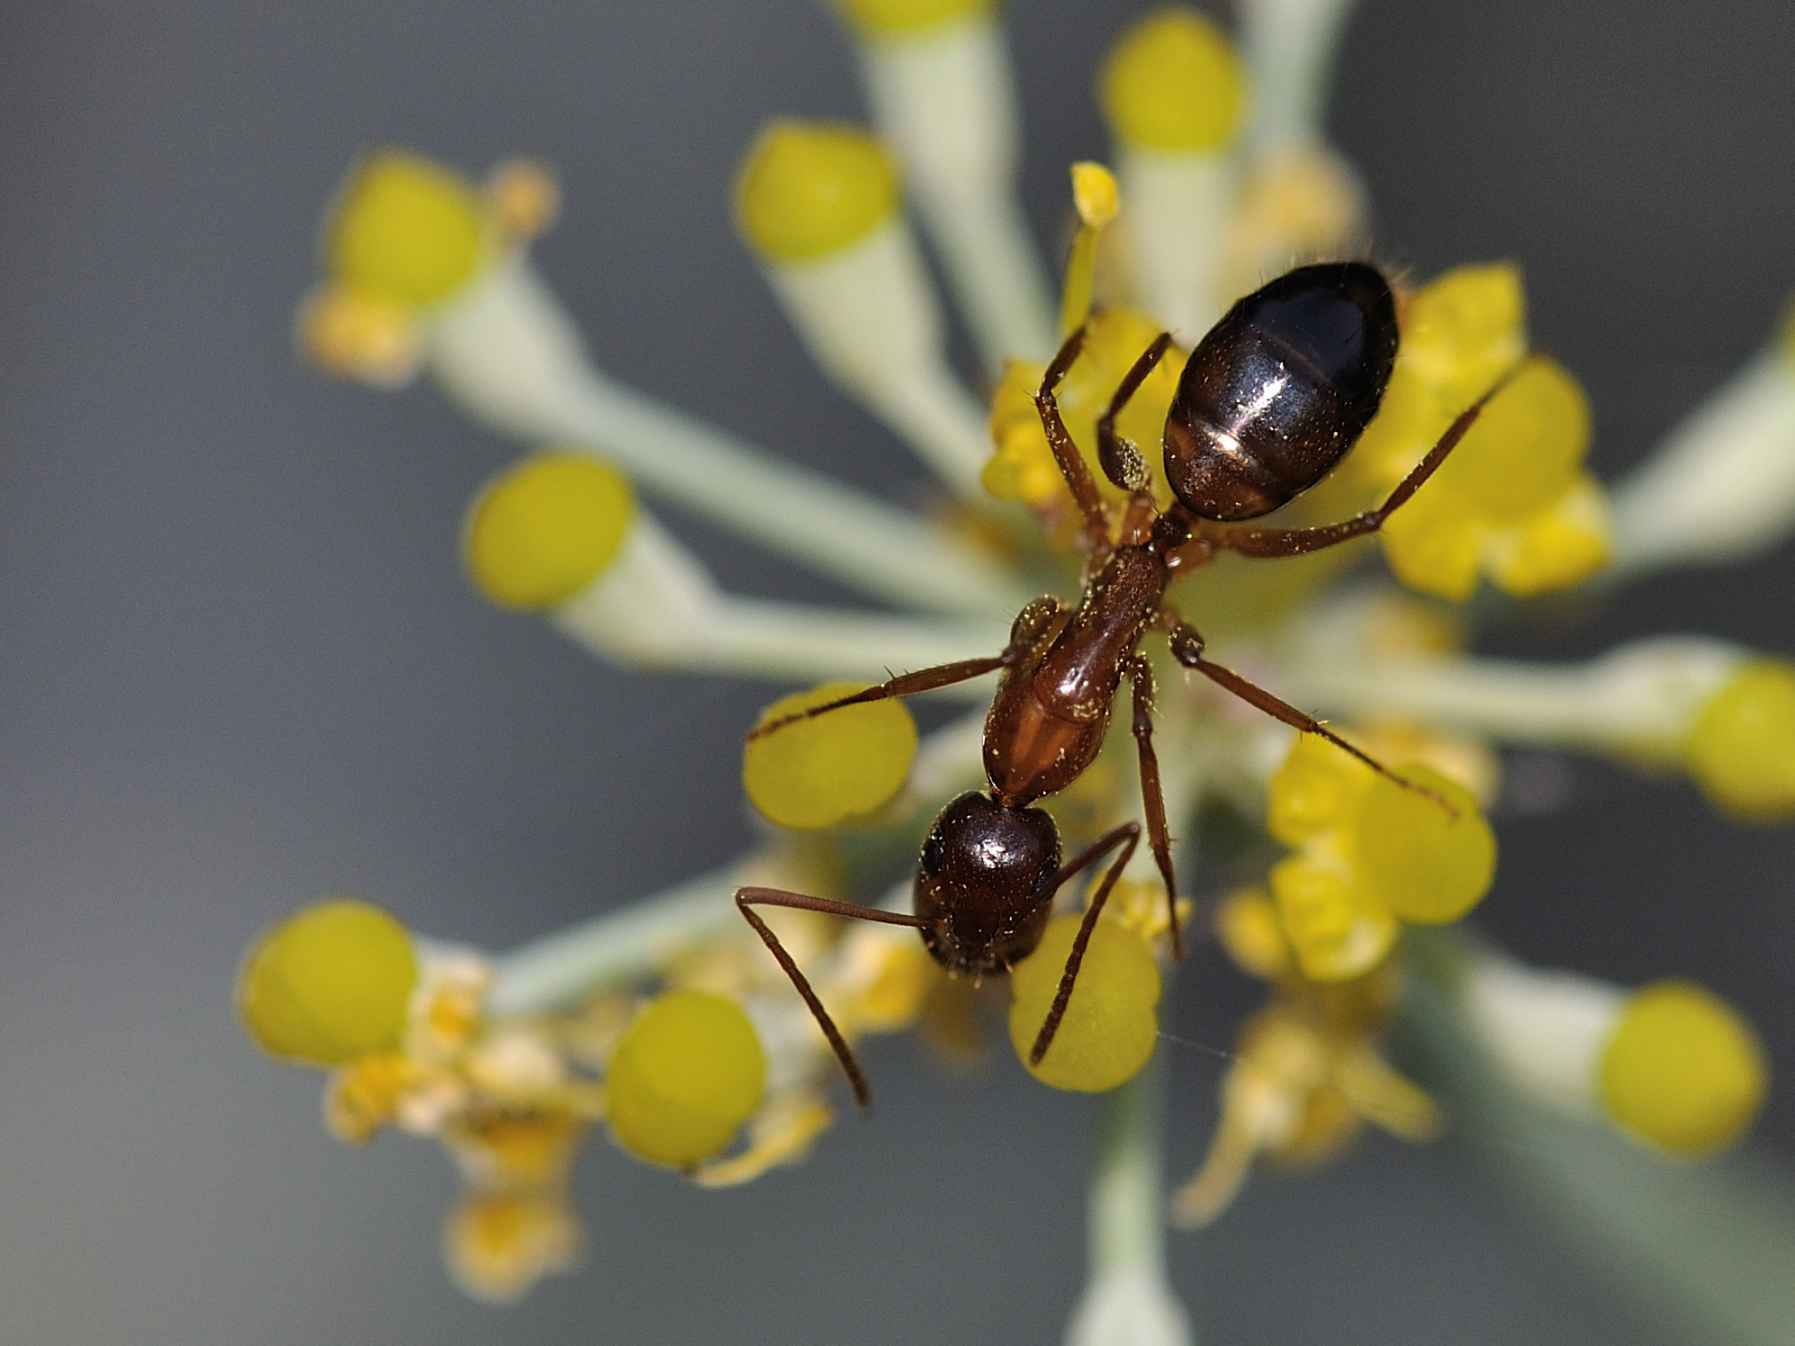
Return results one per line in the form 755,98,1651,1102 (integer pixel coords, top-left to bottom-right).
737,263,1525,1107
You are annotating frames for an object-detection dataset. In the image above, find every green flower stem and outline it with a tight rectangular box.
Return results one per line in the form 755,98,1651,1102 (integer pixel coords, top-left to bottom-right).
1066,1054,1194,1346
487,707,986,1018
1089,1055,1169,1277
427,259,1029,617
1403,934,1795,1346
1282,638,1741,760
915,191,1056,373
610,600,1007,688
1239,0,1358,153
487,864,741,1016
855,362,999,501
1610,352,1795,575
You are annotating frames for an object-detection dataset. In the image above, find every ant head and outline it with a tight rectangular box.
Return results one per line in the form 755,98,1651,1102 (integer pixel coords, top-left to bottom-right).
913,791,1061,977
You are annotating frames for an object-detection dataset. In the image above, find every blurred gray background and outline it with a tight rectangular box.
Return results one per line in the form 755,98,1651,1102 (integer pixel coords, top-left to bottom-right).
4,2,1793,1343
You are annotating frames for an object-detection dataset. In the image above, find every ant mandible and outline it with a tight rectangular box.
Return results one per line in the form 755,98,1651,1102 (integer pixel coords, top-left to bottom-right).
736,262,1526,1108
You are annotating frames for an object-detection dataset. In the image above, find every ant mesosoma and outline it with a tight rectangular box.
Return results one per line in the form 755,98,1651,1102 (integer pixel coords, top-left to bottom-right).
736,262,1525,1107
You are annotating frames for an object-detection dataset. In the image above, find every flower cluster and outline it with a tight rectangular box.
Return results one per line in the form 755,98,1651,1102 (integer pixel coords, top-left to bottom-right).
247,0,1791,1333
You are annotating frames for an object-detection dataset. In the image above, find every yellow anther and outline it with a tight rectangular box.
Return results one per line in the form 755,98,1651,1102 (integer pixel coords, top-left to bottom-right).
1352,721,1501,809
449,1111,584,1190
1266,731,1371,846
409,956,491,1061
462,452,636,611
294,283,420,386
1059,163,1121,337
606,991,767,1169
1379,492,1488,601
1335,1046,1444,1143
324,150,489,308
1597,981,1767,1156
742,681,918,829
1090,876,1189,951
1684,659,1795,821
1483,475,1612,596
840,930,937,1033
1399,262,1528,403
1175,994,1430,1226
1353,766,1495,924
1214,887,1291,982
1367,266,1608,601
733,121,900,264
1269,857,1397,982
695,1089,835,1189
443,1192,581,1304
1071,161,1120,228
1222,148,1365,301
236,899,418,1067
1008,913,1162,1093
1435,356,1590,522
324,1053,419,1144
1264,736,1491,979
485,158,561,241
987,307,1184,512
1097,7,1247,153
834,0,993,37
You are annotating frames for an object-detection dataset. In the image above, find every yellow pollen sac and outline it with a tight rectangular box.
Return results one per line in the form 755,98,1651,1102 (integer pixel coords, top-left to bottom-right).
236,899,419,1067
733,121,900,264
1378,490,1488,602
450,1111,584,1189
1214,888,1291,982
443,1192,582,1304
462,452,636,611
1097,7,1247,154
606,990,768,1169
1269,857,1398,982
324,150,489,308
742,681,918,829
1071,161,1120,228
324,1053,418,1144
1482,475,1612,596
834,0,993,37
1222,149,1366,302
1059,162,1122,336
1266,732,1371,846
1433,356,1590,522
1597,981,1768,1156
1399,262,1528,404
1008,914,1161,1093
485,158,561,241
1684,659,1795,821
986,307,1184,512
1352,767,1495,925
294,283,420,386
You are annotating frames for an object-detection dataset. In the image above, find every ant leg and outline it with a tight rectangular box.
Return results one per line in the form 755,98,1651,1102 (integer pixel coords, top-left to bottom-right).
735,887,928,1110
1097,332,1173,493
747,598,1067,742
1034,326,1115,554
1028,821,1140,1067
1121,655,1183,960
746,655,1009,742
1165,618,1456,815
1205,357,1531,559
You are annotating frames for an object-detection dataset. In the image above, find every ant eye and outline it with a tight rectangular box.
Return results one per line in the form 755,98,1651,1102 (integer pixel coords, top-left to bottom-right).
920,832,946,874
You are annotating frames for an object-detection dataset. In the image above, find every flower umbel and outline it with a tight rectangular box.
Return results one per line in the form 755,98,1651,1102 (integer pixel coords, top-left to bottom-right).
254,1,1791,1337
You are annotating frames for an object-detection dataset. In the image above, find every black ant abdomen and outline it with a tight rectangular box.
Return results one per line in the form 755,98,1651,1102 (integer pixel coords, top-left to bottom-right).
1164,262,1400,521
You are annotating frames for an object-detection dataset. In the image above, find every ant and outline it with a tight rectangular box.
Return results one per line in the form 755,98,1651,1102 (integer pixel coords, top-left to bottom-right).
736,262,1526,1107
